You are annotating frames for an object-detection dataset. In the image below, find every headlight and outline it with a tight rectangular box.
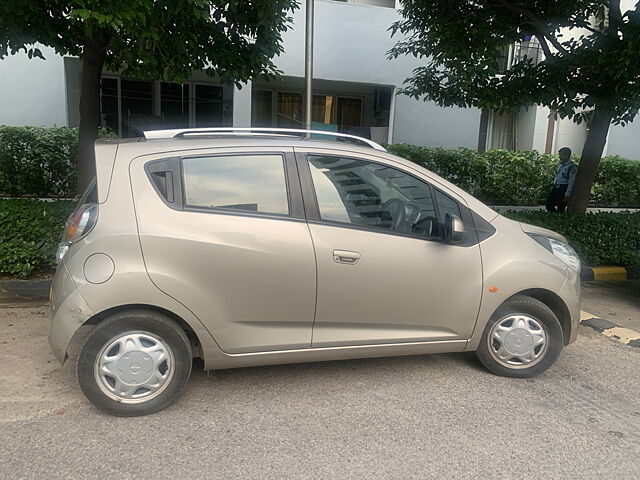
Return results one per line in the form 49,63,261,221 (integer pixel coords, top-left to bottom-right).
528,234,581,272
548,238,581,272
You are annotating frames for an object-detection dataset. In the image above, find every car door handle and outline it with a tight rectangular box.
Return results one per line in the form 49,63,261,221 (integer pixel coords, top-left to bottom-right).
333,250,361,265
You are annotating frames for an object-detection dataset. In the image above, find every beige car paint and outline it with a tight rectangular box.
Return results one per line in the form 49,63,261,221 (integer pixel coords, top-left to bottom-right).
49,136,581,371
297,146,483,347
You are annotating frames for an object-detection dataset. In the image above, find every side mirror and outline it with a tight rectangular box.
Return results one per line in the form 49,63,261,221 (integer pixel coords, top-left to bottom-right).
444,214,465,243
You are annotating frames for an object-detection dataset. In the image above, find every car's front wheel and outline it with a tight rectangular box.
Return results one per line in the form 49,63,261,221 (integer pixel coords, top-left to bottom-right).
77,310,192,416
476,295,564,378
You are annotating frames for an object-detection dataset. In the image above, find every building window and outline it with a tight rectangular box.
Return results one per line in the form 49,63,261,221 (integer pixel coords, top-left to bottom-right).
269,91,363,129
100,78,119,135
490,111,517,150
194,84,224,127
161,82,189,129
277,92,303,128
251,81,391,143
121,79,155,137
514,37,544,66
313,95,335,125
252,90,273,127
337,97,362,127
99,77,227,137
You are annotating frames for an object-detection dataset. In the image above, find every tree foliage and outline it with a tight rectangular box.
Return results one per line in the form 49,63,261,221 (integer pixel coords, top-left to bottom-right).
389,0,640,126
389,1,640,213
0,0,298,190
0,0,298,85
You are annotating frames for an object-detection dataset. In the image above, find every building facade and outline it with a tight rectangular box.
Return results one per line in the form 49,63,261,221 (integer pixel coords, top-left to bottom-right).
0,0,638,158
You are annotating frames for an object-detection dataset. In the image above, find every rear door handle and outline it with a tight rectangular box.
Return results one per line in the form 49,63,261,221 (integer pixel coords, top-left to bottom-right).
333,250,361,265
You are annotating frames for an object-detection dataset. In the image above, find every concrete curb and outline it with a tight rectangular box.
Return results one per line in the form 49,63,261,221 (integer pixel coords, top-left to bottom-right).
0,279,51,304
580,311,640,348
580,266,640,281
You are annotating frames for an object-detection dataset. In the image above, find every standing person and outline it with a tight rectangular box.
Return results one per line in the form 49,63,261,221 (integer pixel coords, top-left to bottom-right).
546,147,577,213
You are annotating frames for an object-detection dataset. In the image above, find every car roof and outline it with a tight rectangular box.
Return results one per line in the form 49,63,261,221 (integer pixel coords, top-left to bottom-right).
97,134,385,158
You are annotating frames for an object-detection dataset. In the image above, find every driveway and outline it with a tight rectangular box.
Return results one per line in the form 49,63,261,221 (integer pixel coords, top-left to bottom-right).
1,305,639,479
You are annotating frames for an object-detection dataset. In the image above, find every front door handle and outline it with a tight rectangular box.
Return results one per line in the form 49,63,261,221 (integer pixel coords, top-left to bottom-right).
333,250,361,265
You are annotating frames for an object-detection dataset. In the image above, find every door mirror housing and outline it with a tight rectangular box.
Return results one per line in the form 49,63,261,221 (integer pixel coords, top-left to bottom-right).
444,214,465,243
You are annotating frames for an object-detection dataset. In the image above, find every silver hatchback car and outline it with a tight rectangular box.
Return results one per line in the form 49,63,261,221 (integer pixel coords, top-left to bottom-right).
49,128,581,416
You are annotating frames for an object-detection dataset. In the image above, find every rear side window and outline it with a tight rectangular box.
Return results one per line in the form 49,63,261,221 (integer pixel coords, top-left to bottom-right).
182,154,289,216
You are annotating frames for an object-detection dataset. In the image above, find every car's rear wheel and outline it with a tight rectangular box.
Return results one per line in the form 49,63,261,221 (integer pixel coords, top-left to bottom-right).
77,310,192,416
476,295,563,378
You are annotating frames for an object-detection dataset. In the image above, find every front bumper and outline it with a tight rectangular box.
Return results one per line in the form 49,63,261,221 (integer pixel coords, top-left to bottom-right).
564,266,581,345
48,262,94,363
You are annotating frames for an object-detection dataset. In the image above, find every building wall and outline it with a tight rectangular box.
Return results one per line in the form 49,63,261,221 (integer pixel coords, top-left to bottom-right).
3,0,636,155
554,117,587,156
0,45,67,127
607,120,640,160
275,0,481,147
393,96,480,148
516,107,536,151
531,106,552,153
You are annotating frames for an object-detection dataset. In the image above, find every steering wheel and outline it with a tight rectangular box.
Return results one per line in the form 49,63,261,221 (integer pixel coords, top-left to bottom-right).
381,198,406,230
381,198,423,232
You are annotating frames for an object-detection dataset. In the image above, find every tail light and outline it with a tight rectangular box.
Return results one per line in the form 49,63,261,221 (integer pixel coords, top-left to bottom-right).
56,203,98,263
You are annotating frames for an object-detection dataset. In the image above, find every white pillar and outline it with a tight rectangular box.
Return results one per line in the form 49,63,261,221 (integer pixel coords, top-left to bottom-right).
387,87,398,144
233,81,252,127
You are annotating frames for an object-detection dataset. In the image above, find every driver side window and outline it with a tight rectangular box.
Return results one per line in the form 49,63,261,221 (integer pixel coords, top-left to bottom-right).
307,155,437,238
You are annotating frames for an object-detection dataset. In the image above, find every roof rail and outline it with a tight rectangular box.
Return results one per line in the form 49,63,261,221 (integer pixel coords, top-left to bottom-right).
143,127,387,151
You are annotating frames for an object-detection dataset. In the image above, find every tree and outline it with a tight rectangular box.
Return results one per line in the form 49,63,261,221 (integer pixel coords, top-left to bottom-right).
0,0,297,191
389,1,640,212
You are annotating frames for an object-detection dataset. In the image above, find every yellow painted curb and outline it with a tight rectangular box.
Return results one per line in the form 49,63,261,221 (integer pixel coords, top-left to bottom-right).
602,327,640,344
592,266,627,281
580,310,640,347
580,310,596,321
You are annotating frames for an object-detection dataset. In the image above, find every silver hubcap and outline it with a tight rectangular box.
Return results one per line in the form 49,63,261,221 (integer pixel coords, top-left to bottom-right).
488,315,548,369
94,331,175,404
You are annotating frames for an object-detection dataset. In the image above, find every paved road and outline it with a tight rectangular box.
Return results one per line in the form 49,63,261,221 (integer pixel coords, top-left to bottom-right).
1,306,639,480
582,280,640,332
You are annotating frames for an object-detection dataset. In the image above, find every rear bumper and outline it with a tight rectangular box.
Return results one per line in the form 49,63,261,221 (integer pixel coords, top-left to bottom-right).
48,262,94,363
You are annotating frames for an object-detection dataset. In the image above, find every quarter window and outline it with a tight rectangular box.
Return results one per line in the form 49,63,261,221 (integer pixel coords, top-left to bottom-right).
182,154,289,216
435,190,462,221
308,155,438,238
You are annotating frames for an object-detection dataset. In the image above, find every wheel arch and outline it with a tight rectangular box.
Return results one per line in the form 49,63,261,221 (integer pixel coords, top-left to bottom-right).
508,289,572,346
79,304,204,358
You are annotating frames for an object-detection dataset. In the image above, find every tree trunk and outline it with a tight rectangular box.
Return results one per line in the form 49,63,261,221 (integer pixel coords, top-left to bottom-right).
77,40,106,194
567,108,612,213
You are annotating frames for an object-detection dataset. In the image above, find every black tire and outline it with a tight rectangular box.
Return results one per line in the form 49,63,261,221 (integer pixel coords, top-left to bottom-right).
476,295,563,378
77,309,192,416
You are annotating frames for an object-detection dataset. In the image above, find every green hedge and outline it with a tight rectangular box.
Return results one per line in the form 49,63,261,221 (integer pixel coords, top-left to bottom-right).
502,210,640,267
387,144,640,208
0,126,79,198
591,155,640,208
1,127,638,206
0,126,116,198
0,199,75,277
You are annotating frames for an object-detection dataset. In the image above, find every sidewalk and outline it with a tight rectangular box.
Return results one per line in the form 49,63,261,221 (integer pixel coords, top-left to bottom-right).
581,280,640,333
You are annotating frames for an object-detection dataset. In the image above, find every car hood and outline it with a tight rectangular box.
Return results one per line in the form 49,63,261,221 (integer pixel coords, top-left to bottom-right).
519,222,568,243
